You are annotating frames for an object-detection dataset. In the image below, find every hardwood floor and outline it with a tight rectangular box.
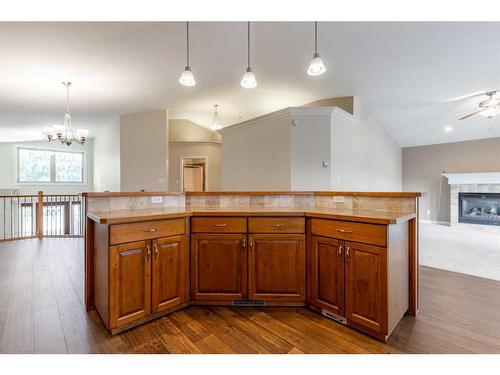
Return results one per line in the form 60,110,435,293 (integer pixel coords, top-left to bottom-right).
1,238,499,354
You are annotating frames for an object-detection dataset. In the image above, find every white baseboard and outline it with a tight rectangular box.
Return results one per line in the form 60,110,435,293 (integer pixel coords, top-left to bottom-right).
419,219,450,225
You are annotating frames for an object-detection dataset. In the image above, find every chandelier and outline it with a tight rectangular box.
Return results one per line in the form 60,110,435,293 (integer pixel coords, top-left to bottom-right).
43,82,88,146
211,104,223,131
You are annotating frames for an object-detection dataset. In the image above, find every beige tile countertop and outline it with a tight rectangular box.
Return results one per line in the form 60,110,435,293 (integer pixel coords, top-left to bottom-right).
87,206,416,225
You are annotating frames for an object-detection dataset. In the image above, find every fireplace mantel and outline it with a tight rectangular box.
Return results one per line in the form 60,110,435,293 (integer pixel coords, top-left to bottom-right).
444,172,500,185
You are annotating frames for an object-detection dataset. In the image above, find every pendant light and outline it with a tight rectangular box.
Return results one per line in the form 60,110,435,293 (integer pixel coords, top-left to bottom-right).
307,21,326,76
179,22,196,86
211,104,223,131
240,22,257,89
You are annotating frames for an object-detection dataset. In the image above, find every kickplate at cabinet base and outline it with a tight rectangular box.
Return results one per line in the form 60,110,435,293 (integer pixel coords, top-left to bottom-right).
231,300,266,306
322,309,347,324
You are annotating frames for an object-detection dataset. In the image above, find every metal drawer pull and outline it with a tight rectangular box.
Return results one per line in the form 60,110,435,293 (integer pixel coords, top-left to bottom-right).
338,246,343,256
270,224,284,228
146,245,151,261
346,247,350,260
249,239,254,248
213,224,227,227
154,243,158,260
144,228,158,233
336,229,353,234
241,238,247,248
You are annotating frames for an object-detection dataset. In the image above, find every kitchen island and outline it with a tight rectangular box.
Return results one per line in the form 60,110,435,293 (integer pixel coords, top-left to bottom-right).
84,191,420,341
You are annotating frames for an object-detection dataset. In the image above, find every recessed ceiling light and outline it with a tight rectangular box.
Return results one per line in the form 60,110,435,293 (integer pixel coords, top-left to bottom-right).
444,126,453,132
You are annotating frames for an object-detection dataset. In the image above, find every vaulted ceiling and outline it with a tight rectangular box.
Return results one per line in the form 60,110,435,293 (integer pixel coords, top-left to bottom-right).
1,21,499,146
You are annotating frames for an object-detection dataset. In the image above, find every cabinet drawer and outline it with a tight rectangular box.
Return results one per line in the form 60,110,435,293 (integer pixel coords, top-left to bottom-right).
191,217,247,233
110,219,186,245
310,218,386,247
249,217,305,234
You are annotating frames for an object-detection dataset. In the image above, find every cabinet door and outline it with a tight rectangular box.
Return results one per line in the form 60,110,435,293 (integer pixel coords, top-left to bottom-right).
345,241,387,334
309,236,345,315
109,240,151,329
248,234,306,301
152,235,188,313
191,234,247,301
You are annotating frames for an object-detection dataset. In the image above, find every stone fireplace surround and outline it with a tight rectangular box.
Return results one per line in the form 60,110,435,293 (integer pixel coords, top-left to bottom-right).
445,172,500,230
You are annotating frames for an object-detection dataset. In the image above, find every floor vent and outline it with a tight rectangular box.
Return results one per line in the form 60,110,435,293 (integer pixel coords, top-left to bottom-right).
231,300,266,307
322,309,347,324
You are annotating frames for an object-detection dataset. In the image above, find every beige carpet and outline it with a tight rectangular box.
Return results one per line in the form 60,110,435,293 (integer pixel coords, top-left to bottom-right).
420,222,500,281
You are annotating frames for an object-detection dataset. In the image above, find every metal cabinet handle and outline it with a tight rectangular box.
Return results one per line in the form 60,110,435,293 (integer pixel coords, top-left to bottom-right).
338,245,343,257
249,239,254,248
146,244,151,261
154,243,158,260
144,228,158,233
213,224,227,227
241,238,247,248
336,229,353,234
270,223,285,229
346,247,350,260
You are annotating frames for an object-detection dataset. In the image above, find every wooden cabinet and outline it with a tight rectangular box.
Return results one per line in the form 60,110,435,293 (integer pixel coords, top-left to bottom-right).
109,240,152,329
345,241,387,334
191,234,248,301
248,234,305,301
152,235,188,313
309,236,344,316
94,218,188,333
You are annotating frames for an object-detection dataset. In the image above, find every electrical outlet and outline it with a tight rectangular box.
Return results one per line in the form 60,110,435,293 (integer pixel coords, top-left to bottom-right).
426,210,431,216
333,196,345,203
151,196,163,204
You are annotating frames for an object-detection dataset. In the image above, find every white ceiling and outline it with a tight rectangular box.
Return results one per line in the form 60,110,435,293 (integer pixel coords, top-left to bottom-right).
1,21,500,147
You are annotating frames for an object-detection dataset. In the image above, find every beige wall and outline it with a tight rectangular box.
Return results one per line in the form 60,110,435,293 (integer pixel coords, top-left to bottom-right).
169,143,221,191
120,110,169,191
93,119,121,192
402,137,500,222
221,112,292,191
168,119,221,192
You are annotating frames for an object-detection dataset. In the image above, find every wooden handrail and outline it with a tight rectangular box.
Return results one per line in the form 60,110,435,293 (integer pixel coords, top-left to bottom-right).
37,191,43,238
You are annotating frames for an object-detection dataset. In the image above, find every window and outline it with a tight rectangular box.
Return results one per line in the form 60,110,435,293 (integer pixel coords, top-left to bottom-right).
17,148,84,183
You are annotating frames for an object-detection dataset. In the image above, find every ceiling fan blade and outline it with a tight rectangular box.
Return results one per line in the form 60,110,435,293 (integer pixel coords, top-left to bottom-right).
444,89,499,103
458,109,487,120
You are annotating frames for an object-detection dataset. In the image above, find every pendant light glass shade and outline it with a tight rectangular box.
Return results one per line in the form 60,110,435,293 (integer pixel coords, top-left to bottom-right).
307,53,326,76
241,68,257,89
480,108,499,118
211,104,223,131
179,67,196,86
241,22,257,89
307,22,326,76
179,22,196,86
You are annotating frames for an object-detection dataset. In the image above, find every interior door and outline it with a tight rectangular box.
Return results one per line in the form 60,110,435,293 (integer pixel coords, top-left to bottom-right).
109,240,151,329
183,162,205,192
191,234,247,300
345,241,387,334
248,233,306,301
309,236,345,315
152,235,188,313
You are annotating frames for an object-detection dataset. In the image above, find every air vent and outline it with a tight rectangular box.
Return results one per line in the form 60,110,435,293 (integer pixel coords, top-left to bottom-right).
231,300,266,307
322,309,347,324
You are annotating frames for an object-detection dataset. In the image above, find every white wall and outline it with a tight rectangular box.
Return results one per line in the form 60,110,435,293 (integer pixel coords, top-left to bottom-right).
93,118,121,192
0,139,94,195
221,111,292,191
220,103,402,192
120,110,169,191
331,104,402,191
290,108,333,190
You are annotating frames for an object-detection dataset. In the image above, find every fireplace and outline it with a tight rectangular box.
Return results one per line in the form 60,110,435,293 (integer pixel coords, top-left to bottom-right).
459,193,500,226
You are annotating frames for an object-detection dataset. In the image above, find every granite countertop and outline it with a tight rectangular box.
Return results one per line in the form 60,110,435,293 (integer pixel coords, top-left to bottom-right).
87,205,416,225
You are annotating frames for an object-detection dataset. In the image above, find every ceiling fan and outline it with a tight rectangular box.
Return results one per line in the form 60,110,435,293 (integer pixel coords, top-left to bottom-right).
458,91,500,120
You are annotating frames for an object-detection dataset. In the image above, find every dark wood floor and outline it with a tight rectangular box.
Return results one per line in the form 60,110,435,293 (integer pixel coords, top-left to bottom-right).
1,238,500,354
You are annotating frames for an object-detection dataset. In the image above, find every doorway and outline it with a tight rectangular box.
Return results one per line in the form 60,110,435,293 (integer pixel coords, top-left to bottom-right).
181,158,206,192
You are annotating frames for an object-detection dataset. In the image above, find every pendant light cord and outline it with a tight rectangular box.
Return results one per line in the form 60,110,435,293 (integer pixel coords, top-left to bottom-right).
314,21,318,55
186,21,190,68
247,21,251,69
